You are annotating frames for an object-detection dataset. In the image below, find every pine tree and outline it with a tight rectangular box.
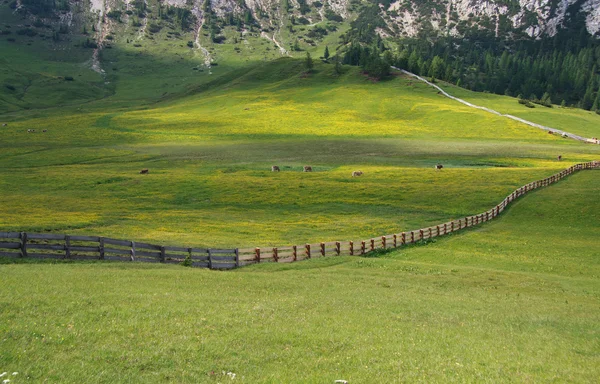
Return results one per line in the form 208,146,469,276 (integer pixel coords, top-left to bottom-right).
305,52,314,72
334,56,343,76
324,46,330,61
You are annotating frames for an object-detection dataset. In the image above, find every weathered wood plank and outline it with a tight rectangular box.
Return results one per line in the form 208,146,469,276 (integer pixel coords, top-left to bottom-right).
190,255,209,261
0,232,20,239
27,233,66,240
70,235,101,242
0,242,21,249
162,245,191,252
164,254,186,260
103,238,132,247
192,261,209,266
0,251,21,258
27,244,65,251
211,255,236,261
103,248,132,255
208,249,236,254
211,262,236,270
135,250,161,258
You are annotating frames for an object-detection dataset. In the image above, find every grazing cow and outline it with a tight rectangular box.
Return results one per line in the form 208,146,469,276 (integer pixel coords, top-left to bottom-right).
352,170,363,177
27,129,35,133
1,123,6,127
548,131,554,134
42,129,47,133
562,133,568,138
435,164,443,171
140,169,149,174
271,165,280,172
303,166,312,172
557,155,562,161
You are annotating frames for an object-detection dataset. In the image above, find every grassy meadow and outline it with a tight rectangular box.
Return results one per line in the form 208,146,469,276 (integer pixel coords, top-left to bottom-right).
1,59,599,248
1,169,598,382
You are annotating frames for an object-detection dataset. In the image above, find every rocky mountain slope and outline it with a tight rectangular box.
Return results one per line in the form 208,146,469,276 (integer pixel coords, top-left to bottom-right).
10,0,600,46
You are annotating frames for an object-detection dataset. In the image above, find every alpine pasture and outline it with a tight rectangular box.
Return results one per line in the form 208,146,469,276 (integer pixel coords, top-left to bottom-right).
1,58,600,382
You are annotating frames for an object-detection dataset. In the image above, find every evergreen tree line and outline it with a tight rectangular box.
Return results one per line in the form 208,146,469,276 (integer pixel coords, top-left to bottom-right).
341,42,392,80
391,36,600,110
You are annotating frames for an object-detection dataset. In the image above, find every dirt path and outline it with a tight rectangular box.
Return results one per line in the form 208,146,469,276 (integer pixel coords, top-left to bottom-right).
393,67,595,143
194,19,212,68
260,31,289,56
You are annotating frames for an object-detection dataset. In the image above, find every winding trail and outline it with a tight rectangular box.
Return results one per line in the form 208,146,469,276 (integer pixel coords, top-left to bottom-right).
260,32,289,56
194,19,212,68
393,67,598,143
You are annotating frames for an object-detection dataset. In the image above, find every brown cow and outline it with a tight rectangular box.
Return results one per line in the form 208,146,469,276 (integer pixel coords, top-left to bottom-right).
140,169,149,174
557,155,562,161
435,164,443,171
352,170,363,177
271,165,280,172
303,166,312,172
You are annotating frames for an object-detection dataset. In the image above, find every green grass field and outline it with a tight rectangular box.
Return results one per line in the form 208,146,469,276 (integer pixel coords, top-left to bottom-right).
1,169,598,382
2,27,600,381
1,59,599,248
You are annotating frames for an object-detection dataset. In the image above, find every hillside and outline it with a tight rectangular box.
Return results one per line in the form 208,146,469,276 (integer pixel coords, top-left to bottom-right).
3,0,600,114
1,167,598,382
1,59,599,248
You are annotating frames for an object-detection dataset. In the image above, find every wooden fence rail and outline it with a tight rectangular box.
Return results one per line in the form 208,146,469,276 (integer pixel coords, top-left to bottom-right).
0,231,238,270
0,161,598,269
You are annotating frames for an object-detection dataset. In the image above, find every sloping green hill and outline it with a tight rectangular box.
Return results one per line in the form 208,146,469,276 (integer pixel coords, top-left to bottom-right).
1,166,598,382
1,59,598,247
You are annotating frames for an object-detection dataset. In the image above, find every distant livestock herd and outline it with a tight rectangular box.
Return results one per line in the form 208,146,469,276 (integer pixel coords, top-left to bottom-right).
138,156,568,177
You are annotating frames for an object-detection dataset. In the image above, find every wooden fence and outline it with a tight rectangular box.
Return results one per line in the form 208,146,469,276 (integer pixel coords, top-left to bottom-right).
236,161,599,265
0,233,238,269
0,161,598,269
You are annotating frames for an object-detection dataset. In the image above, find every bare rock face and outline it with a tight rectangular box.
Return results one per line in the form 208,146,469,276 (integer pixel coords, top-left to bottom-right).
384,0,600,38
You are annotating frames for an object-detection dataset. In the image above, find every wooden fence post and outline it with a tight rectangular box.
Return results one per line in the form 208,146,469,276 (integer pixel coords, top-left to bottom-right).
20,232,27,258
335,242,341,256
419,229,424,240
410,231,415,243
361,241,366,254
444,223,447,234
381,236,386,249
130,241,135,261
292,245,297,261
99,237,105,260
255,247,260,263
235,248,239,268
401,232,406,245
320,242,325,257
65,235,71,259
369,239,374,252
306,244,311,259
393,234,397,247
451,222,454,232
160,246,165,263
208,249,213,269
349,241,354,256
273,247,278,262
